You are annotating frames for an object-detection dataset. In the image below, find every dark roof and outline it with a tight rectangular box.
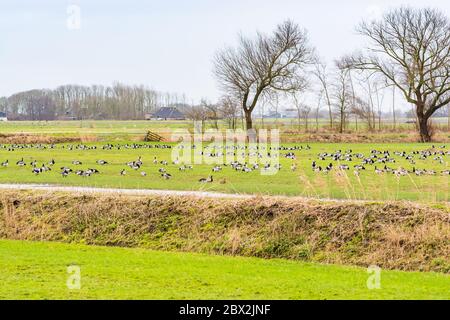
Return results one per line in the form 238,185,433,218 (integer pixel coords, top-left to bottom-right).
153,107,185,119
0,112,6,118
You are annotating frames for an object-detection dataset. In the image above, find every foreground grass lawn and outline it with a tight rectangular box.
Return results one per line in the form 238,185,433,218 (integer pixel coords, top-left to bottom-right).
1,240,449,299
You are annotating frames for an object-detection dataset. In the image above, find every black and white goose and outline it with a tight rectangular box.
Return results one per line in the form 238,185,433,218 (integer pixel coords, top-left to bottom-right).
161,172,172,179
60,168,72,177
199,175,213,183
16,158,26,166
96,160,108,165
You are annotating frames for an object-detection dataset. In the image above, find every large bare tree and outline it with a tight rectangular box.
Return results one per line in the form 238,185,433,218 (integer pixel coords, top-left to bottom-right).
214,20,313,130
345,7,450,142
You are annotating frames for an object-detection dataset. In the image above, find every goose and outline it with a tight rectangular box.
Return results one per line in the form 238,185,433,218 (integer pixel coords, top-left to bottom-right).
48,159,55,166
161,172,172,180
339,164,349,170
314,166,322,173
75,170,86,176
32,167,41,175
120,169,126,176
199,175,213,183
140,171,147,177
16,158,26,166
41,164,51,172
72,160,82,165
1,160,8,167
60,168,72,177
130,163,141,170
375,167,384,175
96,160,108,165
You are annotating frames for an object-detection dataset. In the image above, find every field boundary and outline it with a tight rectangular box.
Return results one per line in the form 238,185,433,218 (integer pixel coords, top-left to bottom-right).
0,183,427,204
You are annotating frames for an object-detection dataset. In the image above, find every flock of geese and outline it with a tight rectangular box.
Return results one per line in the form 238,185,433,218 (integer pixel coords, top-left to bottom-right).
0,143,449,182
309,145,450,177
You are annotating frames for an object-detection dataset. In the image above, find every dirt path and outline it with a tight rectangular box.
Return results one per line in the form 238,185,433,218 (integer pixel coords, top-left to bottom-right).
0,183,424,204
0,183,254,199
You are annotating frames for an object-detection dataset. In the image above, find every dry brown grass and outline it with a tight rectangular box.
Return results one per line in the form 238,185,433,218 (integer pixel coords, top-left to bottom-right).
0,190,448,273
0,133,82,144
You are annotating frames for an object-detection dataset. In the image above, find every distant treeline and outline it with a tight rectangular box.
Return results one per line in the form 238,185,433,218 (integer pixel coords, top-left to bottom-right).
0,83,191,120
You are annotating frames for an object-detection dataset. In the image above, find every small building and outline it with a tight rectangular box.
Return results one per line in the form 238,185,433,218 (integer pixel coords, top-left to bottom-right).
263,112,283,119
0,112,7,121
149,107,185,120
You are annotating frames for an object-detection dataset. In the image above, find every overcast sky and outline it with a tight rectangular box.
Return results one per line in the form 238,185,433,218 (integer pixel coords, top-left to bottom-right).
1,0,449,104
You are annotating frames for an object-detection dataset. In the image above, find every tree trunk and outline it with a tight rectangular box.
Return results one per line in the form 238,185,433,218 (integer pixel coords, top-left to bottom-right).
245,110,253,130
418,115,431,143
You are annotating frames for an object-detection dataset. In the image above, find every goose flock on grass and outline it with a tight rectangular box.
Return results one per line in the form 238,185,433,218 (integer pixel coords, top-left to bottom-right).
0,143,448,183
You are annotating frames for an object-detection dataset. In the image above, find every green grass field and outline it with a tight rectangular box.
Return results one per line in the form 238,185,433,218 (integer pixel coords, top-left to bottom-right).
0,141,447,201
1,240,449,300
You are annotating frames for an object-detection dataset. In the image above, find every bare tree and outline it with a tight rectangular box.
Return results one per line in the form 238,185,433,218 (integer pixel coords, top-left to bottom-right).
351,96,375,130
214,20,313,130
345,7,450,142
313,61,334,129
291,92,311,131
333,63,353,133
201,99,220,129
219,95,240,130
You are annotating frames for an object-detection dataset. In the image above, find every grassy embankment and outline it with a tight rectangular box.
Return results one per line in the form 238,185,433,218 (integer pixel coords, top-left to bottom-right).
1,191,448,273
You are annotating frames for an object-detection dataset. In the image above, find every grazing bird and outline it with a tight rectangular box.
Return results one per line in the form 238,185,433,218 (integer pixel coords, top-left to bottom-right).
199,175,213,183
16,158,26,166
1,160,8,167
60,168,72,177
161,172,172,179
97,160,108,165
72,160,82,165
140,171,147,177
120,169,126,176
375,167,384,175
